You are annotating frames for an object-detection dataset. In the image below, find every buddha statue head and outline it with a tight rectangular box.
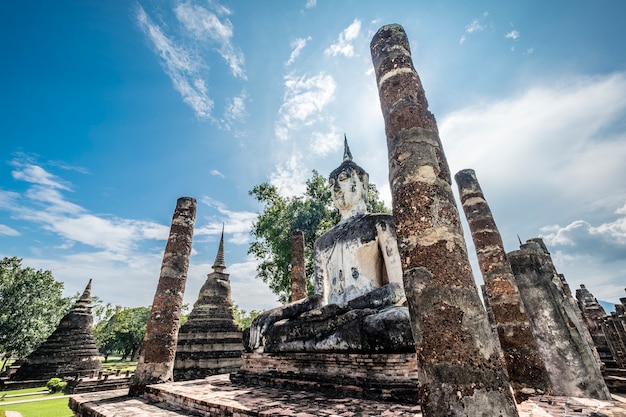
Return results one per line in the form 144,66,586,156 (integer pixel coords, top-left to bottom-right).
328,136,369,219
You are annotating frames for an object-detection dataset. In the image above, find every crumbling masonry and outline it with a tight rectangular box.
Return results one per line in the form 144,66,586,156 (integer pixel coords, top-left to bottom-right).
371,24,518,416
129,197,196,396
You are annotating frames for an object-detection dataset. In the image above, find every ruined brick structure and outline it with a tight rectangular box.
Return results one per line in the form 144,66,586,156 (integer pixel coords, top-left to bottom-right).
508,238,611,399
290,229,307,302
11,280,101,381
174,229,243,381
576,284,616,368
371,24,518,415
455,169,551,400
129,197,196,396
600,293,626,369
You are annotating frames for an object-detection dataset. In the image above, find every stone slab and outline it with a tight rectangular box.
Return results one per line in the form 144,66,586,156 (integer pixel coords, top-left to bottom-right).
69,374,626,417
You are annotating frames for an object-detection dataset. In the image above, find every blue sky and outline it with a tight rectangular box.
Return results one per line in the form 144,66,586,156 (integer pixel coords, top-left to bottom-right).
1,1,625,313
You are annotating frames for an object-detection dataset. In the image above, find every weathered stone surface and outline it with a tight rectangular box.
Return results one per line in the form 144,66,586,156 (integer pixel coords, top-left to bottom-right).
174,229,243,381
290,229,307,302
129,197,196,396
11,280,102,381
508,238,611,400
576,284,616,368
371,23,518,416
455,168,552,400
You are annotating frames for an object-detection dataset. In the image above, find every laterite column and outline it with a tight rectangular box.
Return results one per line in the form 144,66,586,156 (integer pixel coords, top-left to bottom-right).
455,168,551,400
371,24,518,416
290,230,307,302
129,197,197,396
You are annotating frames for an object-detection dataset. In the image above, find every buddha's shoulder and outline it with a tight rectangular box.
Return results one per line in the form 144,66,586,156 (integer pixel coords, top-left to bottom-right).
315,213,396,249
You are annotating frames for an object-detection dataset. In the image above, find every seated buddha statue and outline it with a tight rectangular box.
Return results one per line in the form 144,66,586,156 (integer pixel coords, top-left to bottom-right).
244,138,414,353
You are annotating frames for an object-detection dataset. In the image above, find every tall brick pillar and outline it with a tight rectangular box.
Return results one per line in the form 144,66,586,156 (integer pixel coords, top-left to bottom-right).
290,230,307,302
370,24,518,416
129,197,197,396
455,168,551,400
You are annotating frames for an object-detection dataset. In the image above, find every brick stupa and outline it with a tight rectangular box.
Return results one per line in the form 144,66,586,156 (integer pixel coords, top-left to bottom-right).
11,279,102,381
174,228,243,381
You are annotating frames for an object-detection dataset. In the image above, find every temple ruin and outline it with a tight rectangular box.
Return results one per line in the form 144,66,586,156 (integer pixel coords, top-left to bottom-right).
455,169,552,400
11,280,101,381
508,238,611,399
128,197,196,396
173,228,243,381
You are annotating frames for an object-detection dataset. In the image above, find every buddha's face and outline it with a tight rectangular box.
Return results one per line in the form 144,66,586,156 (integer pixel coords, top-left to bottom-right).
330,168,364,211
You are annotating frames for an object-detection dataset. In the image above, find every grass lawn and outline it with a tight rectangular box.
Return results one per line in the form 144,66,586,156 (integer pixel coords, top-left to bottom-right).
0,397,72,417
0,386,71,417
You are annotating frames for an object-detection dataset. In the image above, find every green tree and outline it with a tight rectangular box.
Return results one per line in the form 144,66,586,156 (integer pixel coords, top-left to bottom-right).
248,170,388,303
232,304,260,330
94,306,150,361
0,257,72,371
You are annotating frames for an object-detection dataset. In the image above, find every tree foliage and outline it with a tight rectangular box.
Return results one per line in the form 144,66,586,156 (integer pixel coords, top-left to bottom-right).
93,306,150,361
248,170,388,303
0,257,72,366
232,304,260,330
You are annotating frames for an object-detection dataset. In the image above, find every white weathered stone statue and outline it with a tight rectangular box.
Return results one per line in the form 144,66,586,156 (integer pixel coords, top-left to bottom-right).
245,138,412,353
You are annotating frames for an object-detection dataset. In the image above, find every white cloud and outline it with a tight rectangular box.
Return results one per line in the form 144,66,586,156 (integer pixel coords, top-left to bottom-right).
308,128,341,156
305,0,317,9
459,13,489,45
275,72,336,141
286,37,311,66
196,196,258,245
440,72,626,304
269,153,308,197
11,162,71,190
324,19,361,57
505,30,520,40
442,72,626,211
221,90,247,129
135,5,214,120
210,169,225,178
174,2,246,80
0,224,19,236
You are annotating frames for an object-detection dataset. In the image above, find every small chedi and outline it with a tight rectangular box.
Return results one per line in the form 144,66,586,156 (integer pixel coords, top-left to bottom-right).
174,228,243,381
11,280,101,381
234,138,417,401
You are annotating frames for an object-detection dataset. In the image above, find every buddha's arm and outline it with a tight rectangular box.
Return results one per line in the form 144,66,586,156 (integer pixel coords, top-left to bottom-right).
376,221,404,289
313,241,330,305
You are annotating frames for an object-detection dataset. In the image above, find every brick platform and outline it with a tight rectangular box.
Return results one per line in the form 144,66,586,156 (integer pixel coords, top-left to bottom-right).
232,352,419,403
69,374,626,417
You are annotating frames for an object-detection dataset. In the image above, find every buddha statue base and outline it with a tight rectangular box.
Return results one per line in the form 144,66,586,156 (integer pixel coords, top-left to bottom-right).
231,351,419,404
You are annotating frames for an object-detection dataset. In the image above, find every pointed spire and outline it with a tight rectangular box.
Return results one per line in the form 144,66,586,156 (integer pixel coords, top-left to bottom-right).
517,234,523,246
212,224,226,272
71,279,93,315
343,134,353,162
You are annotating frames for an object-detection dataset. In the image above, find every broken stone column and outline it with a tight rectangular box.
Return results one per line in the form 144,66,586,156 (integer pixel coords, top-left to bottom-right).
10,280,102,381
455,169,551,400
174,228,243,381
508,238,611,399
370,24,518,416
129,197,196,396
290,229,307,302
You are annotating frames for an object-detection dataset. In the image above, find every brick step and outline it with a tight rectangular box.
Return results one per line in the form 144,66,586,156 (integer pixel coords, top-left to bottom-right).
68,389,192,417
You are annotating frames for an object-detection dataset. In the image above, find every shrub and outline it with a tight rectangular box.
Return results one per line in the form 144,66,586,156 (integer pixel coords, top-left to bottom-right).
45,377,67,393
